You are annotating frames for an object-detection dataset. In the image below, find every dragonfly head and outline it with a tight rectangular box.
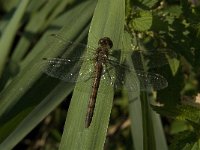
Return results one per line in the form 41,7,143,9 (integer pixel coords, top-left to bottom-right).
98,37,113,49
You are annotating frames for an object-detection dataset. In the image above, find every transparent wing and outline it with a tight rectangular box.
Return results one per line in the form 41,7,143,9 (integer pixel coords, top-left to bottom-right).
42,34,171,90
39,34,98,82
125,70,168,91
51,34,177,69
40,57,94,82
102,61,168,91
40,52,169,90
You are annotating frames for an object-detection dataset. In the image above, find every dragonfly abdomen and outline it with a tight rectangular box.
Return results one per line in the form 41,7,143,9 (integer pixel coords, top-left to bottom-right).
85,63,103,128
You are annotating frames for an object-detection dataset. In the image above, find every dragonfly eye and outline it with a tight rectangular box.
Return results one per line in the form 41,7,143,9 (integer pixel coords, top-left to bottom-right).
98,37,113,48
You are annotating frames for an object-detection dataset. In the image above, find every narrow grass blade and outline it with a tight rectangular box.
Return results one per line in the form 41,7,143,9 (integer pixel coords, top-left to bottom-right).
0,0,30,77
123,28,168,150
0,82,73,149
0,1,95,145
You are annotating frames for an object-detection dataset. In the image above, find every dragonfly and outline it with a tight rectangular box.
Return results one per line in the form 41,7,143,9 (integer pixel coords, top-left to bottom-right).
41,34,176,128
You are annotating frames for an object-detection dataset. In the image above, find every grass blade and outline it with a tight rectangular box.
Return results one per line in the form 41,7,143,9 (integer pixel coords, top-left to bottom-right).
0,1,95,147
0,0,30,77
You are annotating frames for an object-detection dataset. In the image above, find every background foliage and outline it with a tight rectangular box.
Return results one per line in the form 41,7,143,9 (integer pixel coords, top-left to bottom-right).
0,0,200,150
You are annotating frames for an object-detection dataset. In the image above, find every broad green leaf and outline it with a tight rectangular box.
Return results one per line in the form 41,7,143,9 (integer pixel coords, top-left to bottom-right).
59,0,125,150
164,5,182,18
169,131,200,150
130,10,152,31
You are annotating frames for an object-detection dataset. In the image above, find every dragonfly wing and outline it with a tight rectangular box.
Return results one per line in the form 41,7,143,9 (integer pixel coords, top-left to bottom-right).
40,57,94,82
125,70,168,91
103,62,168,91
40,34,98,82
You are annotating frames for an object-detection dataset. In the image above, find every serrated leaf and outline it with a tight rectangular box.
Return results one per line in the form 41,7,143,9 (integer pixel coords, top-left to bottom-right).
164,5,183,18
169,131,198,150
130,10,152,31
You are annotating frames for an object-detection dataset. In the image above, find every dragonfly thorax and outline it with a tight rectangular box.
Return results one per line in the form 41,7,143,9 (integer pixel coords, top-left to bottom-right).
95,47,109,64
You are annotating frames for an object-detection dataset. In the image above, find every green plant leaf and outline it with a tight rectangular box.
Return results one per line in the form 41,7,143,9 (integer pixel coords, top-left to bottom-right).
0,1,95,148
123,31,168,150
0,0,30,77
129,10,152,31
59,0,125,149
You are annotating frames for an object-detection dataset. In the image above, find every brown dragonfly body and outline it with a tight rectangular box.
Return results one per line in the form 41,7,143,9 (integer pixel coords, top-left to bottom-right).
85,37,113,128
